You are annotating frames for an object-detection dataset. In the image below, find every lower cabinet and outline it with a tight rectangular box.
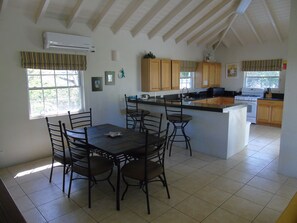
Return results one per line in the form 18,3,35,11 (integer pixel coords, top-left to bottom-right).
257,99,283,127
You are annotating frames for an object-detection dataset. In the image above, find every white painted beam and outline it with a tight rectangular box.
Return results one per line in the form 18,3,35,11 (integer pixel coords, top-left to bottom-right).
187,7,235,45
111,0,144,34
67,0,84,28
92,0,116,31
131,0,169,37
262,0,282,42
214,13,238,50
148,0,191,39
244,13,263,44
230,27,244,46
35,0,51,24
162,0,212,42
197,24,228,45
0,0,8,13
175,0,231,44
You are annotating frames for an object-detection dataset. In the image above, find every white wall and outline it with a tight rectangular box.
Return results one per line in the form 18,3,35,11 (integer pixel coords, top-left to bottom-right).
0,9,202,168
278,0,297,178
215,42,288,92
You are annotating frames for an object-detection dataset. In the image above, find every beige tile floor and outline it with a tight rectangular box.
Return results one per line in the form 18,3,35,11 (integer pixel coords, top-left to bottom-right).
1,124,296,223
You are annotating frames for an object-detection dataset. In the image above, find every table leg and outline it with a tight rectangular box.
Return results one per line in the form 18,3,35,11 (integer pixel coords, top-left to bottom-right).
116,160,121,210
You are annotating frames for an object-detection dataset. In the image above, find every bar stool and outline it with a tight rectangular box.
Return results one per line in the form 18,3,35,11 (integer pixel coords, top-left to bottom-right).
124,94,150,131
164,95,192,156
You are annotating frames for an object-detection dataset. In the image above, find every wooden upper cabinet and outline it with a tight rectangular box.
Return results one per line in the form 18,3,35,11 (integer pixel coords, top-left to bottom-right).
214,63,221,87
195,62,221,88
141,58,180,92
141,59,161,92
161,59,172,90
171,60,180,90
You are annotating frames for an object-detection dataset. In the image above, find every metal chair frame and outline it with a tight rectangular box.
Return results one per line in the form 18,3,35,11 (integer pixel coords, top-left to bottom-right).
68,108,92,129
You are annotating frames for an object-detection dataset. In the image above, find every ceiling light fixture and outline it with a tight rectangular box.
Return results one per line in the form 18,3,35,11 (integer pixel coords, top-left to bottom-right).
236,0,252,14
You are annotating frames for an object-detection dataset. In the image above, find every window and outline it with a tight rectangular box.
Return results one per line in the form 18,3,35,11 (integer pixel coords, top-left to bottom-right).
27,69,83,119
180,72,194,89
244,71,280,89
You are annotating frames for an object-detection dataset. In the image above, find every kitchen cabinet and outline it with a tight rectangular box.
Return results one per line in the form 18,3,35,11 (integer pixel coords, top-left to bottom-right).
257,99,283,127
141,58,172,92
141,59,161,91
195,62,221,88
160,59,172,90
171,60,180,90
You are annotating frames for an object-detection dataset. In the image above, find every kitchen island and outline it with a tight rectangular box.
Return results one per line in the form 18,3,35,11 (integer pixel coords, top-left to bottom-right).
136,98,248,159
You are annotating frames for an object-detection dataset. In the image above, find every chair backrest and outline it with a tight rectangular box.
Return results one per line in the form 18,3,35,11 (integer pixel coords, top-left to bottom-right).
141,111,163,137
68,108,92,129
144,122,169,176
125,94,139,129
63,124,90,174
46,117,66,161
125,94,139,113
164,95,184,121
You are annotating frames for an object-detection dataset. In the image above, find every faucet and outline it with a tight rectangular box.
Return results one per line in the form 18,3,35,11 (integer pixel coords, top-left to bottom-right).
181,87,189,98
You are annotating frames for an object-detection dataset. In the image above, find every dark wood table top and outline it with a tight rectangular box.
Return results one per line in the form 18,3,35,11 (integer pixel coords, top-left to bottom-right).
83,124,155,156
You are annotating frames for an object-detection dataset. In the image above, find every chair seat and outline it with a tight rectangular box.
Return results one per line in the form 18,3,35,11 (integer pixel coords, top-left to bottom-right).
73,156,113,177
54,148,71,164
121,160,162,181
167,114,192,122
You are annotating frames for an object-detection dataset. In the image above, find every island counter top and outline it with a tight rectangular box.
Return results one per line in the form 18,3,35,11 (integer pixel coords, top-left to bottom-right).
134,97,246,113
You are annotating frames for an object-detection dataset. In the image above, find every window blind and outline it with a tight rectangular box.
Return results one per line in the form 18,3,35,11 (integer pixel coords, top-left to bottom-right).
20,51,87,70
180,60,198,72
241,59,282,71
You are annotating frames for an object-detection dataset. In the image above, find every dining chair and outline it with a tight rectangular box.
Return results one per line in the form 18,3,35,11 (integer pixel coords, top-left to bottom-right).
164,95,192,156
68,108,92,129
129,111,163,159
125,94,149,131
63,124,115,208
121,123,170,214
45,117,71,192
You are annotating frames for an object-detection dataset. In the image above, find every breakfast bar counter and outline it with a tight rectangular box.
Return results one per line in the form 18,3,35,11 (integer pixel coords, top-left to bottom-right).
136,98,249,159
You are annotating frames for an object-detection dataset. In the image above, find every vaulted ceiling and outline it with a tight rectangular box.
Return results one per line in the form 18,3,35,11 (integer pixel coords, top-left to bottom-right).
1,0,290,50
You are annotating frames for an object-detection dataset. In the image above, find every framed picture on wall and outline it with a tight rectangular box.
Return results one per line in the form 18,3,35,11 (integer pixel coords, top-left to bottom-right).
92,77,103,91
105,71,115,85
226,63,239,79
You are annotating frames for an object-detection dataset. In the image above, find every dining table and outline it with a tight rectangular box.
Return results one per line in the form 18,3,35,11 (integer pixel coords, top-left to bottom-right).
78,123,158,210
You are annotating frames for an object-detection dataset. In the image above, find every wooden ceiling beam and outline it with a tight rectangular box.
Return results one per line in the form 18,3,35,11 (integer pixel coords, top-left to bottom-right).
244,13,263,44
187,7,235,45
0,0,8,13
197,24,228,45
175,0,231,44
67,0,84,28
162,0,212,42
230,27,244,46
214,13,238,50
111,0,144,34
148,0,191,39
91,0,116,31
262,0,282,42
35,0,51,24
131,0,169,37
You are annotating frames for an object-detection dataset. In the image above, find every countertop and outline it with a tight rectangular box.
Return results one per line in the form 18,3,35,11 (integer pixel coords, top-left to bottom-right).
135,97,246,113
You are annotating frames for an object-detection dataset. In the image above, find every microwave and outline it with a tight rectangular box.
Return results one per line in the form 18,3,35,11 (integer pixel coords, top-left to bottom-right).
207,87,225,97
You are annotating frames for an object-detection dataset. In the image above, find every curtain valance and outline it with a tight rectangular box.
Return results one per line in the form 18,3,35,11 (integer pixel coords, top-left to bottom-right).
241,59,282,71
180,60,198,72
20,51,87,70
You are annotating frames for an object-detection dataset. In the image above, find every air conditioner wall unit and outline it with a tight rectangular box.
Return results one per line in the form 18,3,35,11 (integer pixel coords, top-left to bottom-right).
43,32,95,52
